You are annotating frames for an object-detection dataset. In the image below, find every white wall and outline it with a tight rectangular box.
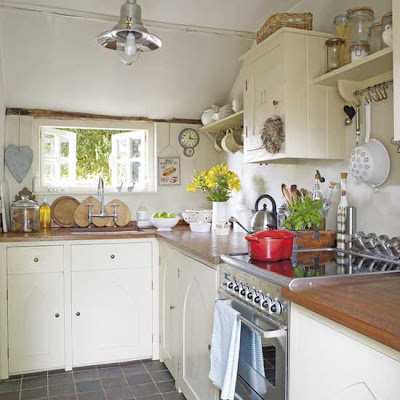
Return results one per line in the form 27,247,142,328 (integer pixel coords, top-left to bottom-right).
226,0,400,237
4,116,220,218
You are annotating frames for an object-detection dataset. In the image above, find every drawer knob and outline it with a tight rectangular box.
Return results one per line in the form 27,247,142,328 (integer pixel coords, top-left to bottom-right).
55,313,60,318
76,312,81,317
110,254,115,259
34,258,39,263
169,306,175,310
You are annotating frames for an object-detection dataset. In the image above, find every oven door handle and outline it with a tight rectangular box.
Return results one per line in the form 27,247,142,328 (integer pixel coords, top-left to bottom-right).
237,314,287,339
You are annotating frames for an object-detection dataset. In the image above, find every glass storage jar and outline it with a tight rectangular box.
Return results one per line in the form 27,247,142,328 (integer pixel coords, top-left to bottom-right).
347,7,374,45
334,15,349,65
325,38,345,71
11,195,40,232
370,22,382,53
350,41,370,63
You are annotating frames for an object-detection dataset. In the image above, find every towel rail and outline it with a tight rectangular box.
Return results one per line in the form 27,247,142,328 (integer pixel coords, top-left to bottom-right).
236,314,287,339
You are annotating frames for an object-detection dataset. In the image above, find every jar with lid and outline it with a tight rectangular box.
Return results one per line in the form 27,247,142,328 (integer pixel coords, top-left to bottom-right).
381,12,392,48
325,38,345,71
334,15,349,65
11,196,40,232
350,41,370,63
347,7,374,45
370,22,382,53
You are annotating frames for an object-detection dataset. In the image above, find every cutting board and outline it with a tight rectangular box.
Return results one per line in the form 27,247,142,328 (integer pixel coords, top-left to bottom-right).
105,199,131,227
74,196,102,227
51,196,80,227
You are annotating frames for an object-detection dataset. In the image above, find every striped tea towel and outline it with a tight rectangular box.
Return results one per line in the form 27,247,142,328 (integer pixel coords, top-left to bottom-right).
209,300,241,400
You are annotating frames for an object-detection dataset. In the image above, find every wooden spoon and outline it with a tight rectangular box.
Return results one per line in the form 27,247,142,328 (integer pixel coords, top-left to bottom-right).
281,184,292,206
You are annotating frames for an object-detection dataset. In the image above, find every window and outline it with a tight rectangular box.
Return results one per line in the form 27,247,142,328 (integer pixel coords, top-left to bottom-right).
39,123,154,192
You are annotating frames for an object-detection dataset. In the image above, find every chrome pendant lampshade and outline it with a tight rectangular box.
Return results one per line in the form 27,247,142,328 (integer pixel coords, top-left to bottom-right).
96,0,162,66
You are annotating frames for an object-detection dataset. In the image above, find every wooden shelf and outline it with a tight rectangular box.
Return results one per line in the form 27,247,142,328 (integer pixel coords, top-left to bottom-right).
198,110,243,134
313,47,393,87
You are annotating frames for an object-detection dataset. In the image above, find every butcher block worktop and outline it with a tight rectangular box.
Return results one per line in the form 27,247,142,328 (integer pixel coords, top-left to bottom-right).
283,276,400,352
0,226,248,265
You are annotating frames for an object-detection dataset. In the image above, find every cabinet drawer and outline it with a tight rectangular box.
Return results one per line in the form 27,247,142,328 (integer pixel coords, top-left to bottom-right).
72,242,152,271
7,246,64,274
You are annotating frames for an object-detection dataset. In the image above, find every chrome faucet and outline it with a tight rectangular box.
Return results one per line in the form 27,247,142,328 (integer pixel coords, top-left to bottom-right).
86,176,118,227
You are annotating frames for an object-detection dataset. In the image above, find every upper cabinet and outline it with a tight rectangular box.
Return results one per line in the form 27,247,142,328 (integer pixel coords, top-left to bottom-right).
242,28,346,163
394,2,400,141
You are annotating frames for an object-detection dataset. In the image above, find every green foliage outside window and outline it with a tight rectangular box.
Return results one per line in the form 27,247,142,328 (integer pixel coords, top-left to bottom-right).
56,128,128,185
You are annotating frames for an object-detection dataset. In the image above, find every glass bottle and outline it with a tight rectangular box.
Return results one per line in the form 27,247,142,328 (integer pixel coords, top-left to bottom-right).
11,196,40,232
312,174,323,201
334,15,349,65
370,22,382,53
337,173,349,252
325,38,345,71
40,198,51,230
137,202,148,221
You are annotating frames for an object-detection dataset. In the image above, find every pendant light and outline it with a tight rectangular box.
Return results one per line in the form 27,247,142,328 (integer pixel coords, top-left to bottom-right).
96,0,162,66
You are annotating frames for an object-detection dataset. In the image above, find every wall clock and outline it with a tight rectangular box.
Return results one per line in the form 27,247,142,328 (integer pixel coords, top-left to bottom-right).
178,128,200,156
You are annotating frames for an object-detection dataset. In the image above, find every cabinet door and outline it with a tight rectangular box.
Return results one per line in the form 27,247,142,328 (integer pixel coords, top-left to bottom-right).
289,304,400,400
244,43,285,162
159,242,179,379
394,1,400,141
72,268,152,366
8,273,65,373
177,254,218,400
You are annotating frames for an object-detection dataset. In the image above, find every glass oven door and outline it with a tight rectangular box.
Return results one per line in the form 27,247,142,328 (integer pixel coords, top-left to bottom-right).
231,301,287,400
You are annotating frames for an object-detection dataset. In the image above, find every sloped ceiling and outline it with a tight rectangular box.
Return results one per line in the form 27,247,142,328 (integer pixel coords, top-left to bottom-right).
0,0,300,119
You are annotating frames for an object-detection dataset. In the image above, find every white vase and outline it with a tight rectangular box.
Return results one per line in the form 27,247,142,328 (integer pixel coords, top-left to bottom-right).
212,201,229,231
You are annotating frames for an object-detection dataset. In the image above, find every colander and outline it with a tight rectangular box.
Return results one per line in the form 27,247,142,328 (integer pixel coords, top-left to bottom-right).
348,100,390,187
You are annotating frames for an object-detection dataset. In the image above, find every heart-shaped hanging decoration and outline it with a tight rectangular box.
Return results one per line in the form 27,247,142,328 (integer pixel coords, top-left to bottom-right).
5,145,33,183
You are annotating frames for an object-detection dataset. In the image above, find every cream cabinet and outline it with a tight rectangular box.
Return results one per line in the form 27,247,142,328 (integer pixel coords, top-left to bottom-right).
159,242,218,400
8,272,65,374
394,2,400,141
0,238,157,378
289,304,400,400
71,242,153,367
243,28,345,163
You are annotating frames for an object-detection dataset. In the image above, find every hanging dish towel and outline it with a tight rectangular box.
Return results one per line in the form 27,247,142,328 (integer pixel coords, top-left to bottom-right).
209,300,241,400
240,323,265,377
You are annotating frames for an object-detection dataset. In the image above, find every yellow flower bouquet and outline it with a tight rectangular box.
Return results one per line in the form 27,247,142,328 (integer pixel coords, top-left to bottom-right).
187,164,241,202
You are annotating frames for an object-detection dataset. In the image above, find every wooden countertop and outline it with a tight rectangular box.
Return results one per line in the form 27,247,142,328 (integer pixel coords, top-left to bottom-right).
0,226,248,265
283,276,400,352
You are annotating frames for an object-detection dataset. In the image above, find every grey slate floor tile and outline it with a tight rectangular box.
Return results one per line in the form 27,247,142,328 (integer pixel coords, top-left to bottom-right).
48,383,76,397
155,381,176,393
149,371,173,383
104,386,133,400
49,373,74,386
98,368,123,379
125,374,152,386
75,381,102,394
22,377,48,390
21,387,48,400
0,381,21,393
100,377,127,390
77,392,106,400
130,383,159,398
73,370,99,382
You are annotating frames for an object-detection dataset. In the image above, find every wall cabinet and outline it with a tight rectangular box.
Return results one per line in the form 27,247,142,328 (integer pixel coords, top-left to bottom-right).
159,242,218,400
0,239,156,377
289,304,400,400
243,28,345,163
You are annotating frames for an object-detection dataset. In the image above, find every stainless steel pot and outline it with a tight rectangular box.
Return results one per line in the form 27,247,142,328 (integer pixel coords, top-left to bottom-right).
251,194,277,232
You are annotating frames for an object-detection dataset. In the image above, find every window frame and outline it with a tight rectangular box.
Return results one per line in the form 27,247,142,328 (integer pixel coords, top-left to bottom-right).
32,118,156,194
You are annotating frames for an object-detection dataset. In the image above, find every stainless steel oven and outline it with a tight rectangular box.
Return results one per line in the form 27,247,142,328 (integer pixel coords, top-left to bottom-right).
219,289,287,400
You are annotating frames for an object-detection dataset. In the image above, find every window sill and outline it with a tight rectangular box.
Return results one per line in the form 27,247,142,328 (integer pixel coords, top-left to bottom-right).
33,191,158,196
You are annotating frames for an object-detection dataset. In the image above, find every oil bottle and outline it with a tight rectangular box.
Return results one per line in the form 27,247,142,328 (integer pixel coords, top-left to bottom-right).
40,198,51,229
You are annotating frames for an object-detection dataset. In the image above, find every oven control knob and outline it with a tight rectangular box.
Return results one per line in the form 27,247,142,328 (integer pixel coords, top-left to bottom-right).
254,290,263,304
271,301,282,315
247,288,255,300
227,280,234,290
234,283,240,292
262,295,272,309
240,285,248,296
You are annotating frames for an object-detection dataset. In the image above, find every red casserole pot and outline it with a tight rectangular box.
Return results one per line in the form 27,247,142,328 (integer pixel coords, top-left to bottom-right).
245,230,296,261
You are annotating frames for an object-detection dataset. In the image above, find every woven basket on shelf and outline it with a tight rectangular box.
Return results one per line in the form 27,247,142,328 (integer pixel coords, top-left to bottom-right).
256,13,313,44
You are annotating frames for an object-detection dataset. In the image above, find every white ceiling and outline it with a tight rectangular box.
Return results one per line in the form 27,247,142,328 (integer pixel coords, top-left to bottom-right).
1,0,301,32
0,0,302,119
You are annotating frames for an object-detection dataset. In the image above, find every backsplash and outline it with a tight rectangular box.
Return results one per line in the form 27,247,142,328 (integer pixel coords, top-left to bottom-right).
226,93,400,237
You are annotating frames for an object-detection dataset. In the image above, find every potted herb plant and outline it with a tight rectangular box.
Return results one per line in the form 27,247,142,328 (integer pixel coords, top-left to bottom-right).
283,197,336,248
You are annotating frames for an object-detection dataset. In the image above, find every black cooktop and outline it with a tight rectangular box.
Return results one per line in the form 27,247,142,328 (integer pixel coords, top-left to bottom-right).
222,249,400,288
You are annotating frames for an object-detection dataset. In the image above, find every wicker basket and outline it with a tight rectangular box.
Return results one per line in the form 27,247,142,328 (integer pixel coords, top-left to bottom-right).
256,13,313,44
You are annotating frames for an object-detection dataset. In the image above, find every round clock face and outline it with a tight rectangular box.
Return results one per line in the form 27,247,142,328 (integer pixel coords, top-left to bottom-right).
179,129,200,149
184,147,195,157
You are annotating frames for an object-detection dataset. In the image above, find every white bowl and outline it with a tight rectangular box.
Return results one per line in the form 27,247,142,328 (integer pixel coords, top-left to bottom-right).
150,217,180,231
181,210,213,224
190,222,211,233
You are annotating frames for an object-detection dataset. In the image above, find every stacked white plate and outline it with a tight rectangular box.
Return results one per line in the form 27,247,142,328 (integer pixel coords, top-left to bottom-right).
218,104,234,119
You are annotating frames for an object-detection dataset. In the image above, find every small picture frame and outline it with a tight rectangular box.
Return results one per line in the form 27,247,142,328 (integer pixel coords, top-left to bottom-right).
158,157,180,185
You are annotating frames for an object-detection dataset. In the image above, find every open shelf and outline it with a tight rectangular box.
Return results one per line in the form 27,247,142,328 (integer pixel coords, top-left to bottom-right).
313,47,393,87
198,110,243,134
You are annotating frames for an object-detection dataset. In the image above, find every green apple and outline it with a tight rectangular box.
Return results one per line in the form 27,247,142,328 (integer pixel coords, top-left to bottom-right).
168,213,176,219
152,212,160,219
160,211,168,218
